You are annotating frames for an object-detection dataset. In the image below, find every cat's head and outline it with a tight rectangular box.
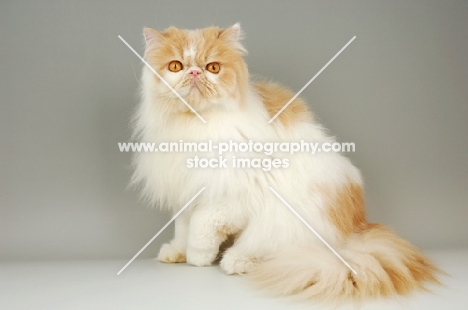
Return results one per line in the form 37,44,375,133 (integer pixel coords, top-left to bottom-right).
143,24,248,113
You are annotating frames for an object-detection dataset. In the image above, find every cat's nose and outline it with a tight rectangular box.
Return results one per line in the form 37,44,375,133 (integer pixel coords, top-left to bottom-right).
189,68,202,78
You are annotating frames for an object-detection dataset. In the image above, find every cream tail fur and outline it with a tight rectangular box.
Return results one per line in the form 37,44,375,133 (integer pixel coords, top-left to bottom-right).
249,224,441,304
131,24,441,304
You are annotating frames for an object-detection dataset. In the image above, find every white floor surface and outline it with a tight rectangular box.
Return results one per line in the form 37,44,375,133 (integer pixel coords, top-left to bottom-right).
1,249,467,310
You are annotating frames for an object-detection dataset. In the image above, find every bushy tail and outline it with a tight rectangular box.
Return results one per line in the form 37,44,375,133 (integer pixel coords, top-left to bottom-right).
249,224,442,304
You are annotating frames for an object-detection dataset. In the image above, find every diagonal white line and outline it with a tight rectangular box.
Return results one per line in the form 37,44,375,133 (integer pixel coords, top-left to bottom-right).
268,36,356,123
268,187,357,274
117,187,206,275
118,35,207,124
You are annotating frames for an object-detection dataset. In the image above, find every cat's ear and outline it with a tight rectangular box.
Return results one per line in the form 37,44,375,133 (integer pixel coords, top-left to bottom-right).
219,23,247,54
219,23,242,42
143,27,163,48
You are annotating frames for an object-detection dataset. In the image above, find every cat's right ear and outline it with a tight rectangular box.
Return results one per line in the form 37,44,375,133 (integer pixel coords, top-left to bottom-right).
143,27,162,48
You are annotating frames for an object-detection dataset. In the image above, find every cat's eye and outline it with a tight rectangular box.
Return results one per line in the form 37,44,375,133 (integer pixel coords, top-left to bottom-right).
206,62,221,74
168,60,183,72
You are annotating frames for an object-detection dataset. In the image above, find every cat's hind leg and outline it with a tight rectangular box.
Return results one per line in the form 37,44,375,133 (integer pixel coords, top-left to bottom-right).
186,208,241,267
220,225,265,274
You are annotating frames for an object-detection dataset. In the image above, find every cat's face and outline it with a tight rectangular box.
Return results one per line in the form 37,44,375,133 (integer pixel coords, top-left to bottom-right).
144,24,248,112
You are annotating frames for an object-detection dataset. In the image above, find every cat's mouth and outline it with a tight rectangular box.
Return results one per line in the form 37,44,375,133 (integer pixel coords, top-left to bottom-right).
189,80,202,92
177,79,202,95
190,77,201,86
178,78,218,103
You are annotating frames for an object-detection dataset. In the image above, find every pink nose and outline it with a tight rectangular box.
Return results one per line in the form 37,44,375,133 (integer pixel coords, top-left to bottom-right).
189,69,201,78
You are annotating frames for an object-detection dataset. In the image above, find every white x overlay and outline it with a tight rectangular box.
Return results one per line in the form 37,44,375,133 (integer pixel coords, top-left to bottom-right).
118,35,207,123
269,187,357,274
117,187,206,275
118,32,357,276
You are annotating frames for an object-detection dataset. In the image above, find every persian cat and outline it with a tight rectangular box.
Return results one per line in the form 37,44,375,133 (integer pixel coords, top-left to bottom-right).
131,24,440,303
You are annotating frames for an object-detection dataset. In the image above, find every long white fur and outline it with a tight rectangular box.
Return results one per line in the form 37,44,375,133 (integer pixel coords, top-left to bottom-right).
129,26,442,306
132,55,363,271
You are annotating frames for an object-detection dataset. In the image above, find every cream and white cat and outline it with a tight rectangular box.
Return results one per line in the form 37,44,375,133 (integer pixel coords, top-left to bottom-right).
131,24,440,304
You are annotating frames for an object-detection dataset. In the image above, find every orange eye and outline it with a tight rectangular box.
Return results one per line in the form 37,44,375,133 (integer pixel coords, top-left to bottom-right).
168,60,183,72
206,62,221,74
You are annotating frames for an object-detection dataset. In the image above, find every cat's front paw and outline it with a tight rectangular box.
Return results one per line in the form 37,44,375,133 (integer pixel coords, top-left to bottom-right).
186,247,217,267
220,249,259,274
157,243,186,263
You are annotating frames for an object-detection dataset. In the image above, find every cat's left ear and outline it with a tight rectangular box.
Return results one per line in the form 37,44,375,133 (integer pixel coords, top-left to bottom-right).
219,23,247,54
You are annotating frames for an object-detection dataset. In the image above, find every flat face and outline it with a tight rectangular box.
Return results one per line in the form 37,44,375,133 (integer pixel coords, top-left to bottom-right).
145,26,247,108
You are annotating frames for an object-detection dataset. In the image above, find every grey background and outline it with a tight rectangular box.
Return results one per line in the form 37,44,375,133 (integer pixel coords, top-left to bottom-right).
1,0,467,261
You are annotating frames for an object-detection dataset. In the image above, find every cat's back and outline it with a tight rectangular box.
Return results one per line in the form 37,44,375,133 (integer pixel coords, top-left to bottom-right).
252,81,313,128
